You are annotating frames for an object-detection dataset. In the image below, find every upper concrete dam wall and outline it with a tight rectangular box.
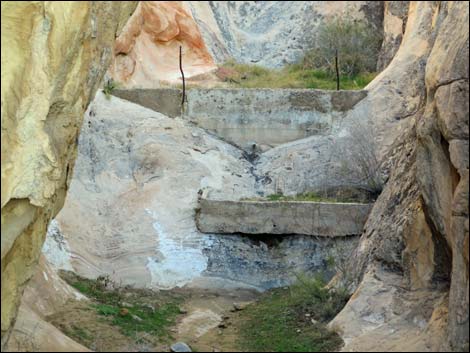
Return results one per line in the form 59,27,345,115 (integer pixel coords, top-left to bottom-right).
112,88,367,151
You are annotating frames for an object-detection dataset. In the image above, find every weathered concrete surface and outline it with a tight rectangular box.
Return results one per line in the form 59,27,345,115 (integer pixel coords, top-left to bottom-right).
185,88,367,151
112,88,182,118
196,199,372,236
109,87,367,151
0,1,137,347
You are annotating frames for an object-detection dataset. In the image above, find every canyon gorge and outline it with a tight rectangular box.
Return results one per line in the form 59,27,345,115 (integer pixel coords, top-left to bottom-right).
1,1,468,352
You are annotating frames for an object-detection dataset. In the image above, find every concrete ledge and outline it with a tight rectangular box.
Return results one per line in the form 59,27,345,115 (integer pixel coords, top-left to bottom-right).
112,88,182,118
196,199,373,236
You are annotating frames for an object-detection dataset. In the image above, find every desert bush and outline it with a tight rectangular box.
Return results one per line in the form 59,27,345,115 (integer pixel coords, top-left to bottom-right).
102,79,119,99
302,18,382,77
328,119,384,199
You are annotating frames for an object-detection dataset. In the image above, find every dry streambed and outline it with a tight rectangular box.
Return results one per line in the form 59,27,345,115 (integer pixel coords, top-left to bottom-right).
47,272,346,352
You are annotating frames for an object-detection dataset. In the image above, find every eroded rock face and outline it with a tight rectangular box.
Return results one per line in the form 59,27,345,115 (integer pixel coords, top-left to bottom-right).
376,1,409,71
108,1,217,87
6,256,89,352
417,1,469,347
186,1,384,68
331,2,469,351
44,93,360,292
0,1,137,347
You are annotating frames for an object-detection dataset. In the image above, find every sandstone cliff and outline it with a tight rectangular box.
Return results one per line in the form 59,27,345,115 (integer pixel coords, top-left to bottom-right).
1,1,468,352
108,1,217,87
376,1,409,71
330,2,469,351
0,1,137,347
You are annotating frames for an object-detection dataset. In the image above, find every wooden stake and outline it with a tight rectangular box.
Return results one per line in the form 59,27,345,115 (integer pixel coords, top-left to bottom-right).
335,48,340,91
180,45,186,107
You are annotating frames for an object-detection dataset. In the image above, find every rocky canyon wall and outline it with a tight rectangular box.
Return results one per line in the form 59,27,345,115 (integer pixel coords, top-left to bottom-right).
186,1,384,68
108,1,217,87
330,2,469,351
376,1,409,71
0,1,137,347
109,1,388,87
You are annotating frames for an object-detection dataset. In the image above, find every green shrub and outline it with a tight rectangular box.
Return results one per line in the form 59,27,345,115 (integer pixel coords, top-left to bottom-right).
302,18,382,77
102,79,119,99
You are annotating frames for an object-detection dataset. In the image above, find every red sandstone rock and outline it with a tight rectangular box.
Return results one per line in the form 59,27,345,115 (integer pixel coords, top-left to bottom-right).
109,1,216,87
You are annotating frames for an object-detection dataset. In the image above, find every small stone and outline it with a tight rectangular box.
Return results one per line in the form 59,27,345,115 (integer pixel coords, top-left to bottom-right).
311,318,318,324
232,302,248,311
170,342,192,352
305,313,311,317
143,303,155,312
131,314,143,322
179,308,188,314
120,301,133,308
296,329,301,333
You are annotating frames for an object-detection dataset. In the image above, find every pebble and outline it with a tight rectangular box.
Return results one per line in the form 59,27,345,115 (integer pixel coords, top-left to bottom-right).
232,302,248,311
170,342,192,352
131,314,143,322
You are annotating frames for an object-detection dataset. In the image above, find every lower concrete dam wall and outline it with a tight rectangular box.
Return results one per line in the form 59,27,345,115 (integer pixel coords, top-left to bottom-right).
196,199,373,236
111,88,367,151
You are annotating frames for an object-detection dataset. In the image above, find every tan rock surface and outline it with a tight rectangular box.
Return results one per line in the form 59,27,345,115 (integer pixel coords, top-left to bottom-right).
108,1,217,87
0,1,137,347
6,256,89,352
331,2,469,351
376,1,409,71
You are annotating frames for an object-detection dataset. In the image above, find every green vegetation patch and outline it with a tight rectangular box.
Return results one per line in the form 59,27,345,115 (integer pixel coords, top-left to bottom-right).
60,271,183,343
217,59,376,90
102,79,119,99
237,274,348,352
244,190,369,203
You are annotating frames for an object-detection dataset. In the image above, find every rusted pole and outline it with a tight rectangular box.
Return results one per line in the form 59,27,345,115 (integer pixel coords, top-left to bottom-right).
179,45,186,107
335,48,340,91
